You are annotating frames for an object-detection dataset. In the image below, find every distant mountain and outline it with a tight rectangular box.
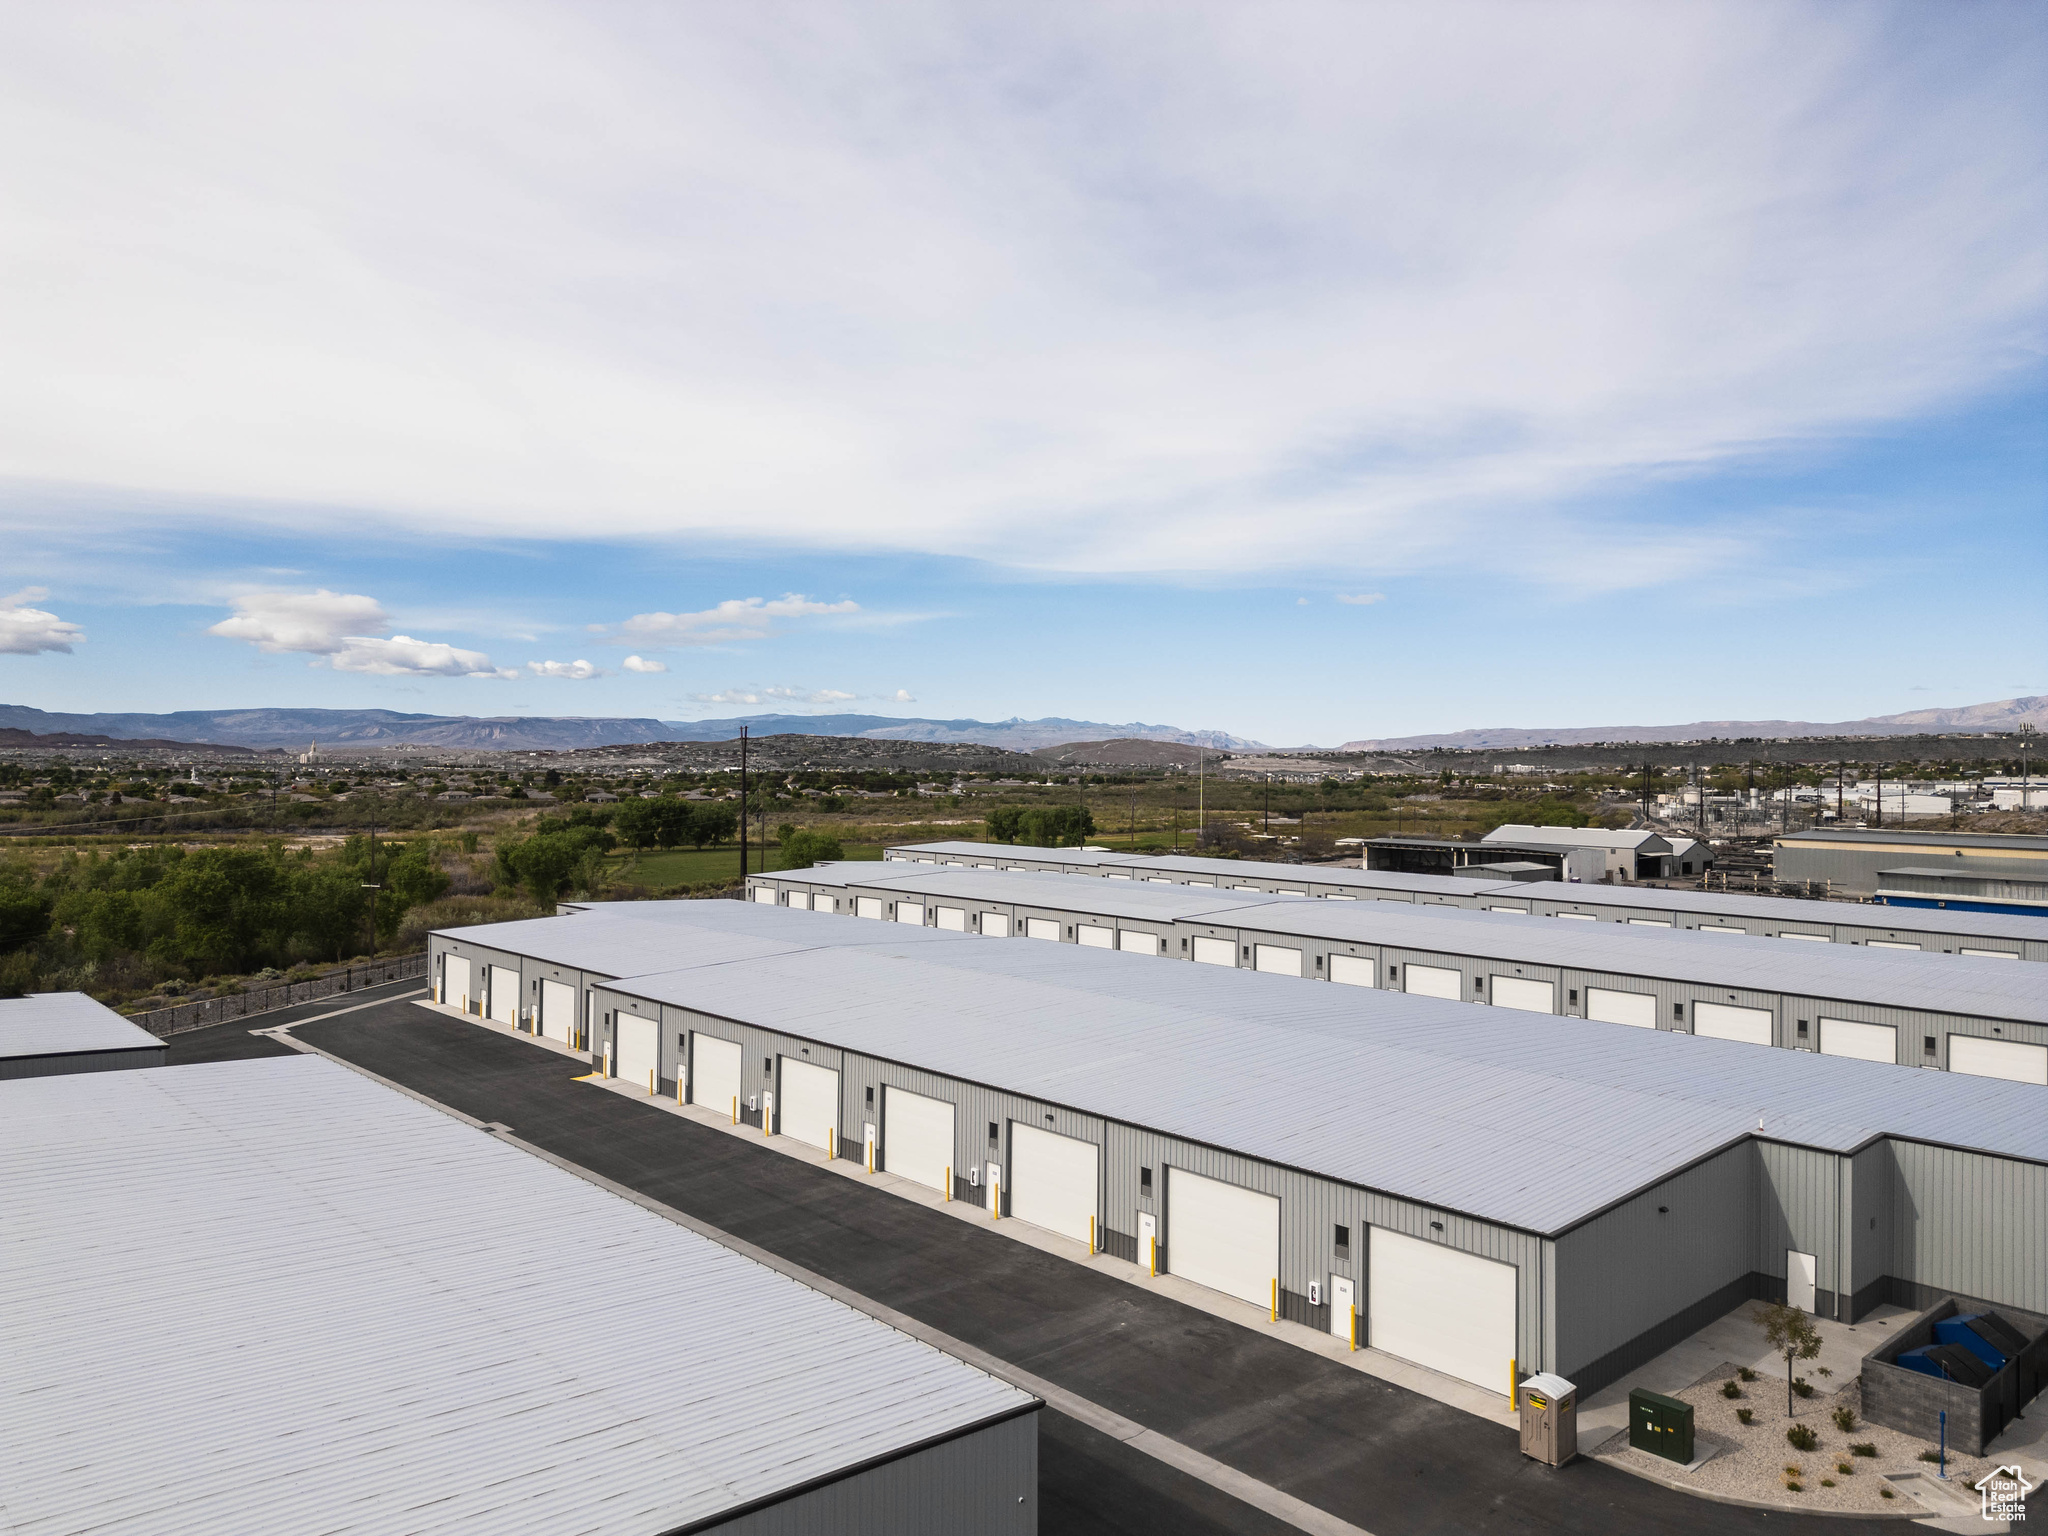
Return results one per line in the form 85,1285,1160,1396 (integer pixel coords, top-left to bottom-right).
0,705,1263,754
0,727,265,754
1337,696,2048,751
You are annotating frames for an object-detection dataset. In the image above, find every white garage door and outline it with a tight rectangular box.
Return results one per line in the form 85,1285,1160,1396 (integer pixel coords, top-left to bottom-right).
1369,1227,1517,1396
1777,932,1829,943
442,953,471,1010
1147,877,1173,885
1078,925,1114,948
982,912,1012,938
1168,1168,1279,1309
753,887,777,904
1960,947,2020,960
1948,1035,2048,1085
1820,1018,1896,1064
1694,1002,1773,1045
779,1057,839,1152
1489,976,1553,1014
1555,912,1596,921
1254,944,1303,977
1868,940,1918,951
489,966,520,1025
786,890,811,911
540,979,575,1043
1187,878,1214,887
855,896,883,919
1627,918,1672,928
616,1011,660,1088
1587,988,1657,1027
1009,1123,1099,1245
1106,872,1132,880
884,1086,955,1192
1486,905,1527,915
1118,930,1161,956
1026,917,1060,941
1325,893,1357,901
1329,954,1375,988
1405,964,1463,1001
1232,885,1261,893
1192,936,1236,966
895,902,925,925
692,1034,743,1116
1700,924,1746,934
935,906,967,931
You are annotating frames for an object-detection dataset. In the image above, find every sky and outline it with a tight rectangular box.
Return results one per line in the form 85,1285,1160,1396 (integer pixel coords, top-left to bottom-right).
2,1,2043,746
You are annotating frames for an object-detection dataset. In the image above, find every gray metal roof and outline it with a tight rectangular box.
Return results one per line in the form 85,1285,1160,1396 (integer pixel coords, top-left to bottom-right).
1880,861,2048,884
802,865,1307,922
1504,879,2048,940
888,841,1512,898
0,1055,1032,1536
0,992,161,1060
434,908,942,974
1484,825,1668,851
1779,829,2048,852
563,903,2048,1237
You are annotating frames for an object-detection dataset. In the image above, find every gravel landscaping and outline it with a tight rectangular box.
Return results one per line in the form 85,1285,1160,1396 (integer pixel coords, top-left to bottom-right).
1590,1361,1997,1515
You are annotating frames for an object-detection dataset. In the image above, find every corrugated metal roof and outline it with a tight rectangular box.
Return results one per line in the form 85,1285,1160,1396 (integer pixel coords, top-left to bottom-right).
569,904,2048,1236
0,1056,1032,1536
0,991,161,1059
814,866,1306,921
1508,879,2048,940
1483,825,1665,851
888,841,1514,897
1780,829,2048,851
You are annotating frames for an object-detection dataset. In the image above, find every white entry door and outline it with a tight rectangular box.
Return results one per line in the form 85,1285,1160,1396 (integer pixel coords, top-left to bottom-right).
1167,1168,1279,1310
1694,1001,1774,1045
883,1086,955,1193
779,1057,839,1152
616,1011,660,1088
1025,917,1061,941
540,979,575,1043
489,966,519,1025
1330,1275,1356,1342
1009,1123,1099,1245
1787,1250,1817,1311
1254,944,1303,977
1404,963,1463,1000
442,954,471,1011
1819,1018,1897,1064
1369,1227,1517,1396
1586,988,1657,1028
1329,954,1375,988
1489,976,1553,1014
1192,936,1236,967
692,1034,743,1116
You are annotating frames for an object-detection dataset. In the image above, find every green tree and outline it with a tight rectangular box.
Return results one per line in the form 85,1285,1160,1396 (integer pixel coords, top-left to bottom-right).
1753,1302,1823,1418
148,848,291,975
613,797,661,852
688,804,737,849
292,862,370,961
505,833,581,903
986,806,1023,842
776,828,845,870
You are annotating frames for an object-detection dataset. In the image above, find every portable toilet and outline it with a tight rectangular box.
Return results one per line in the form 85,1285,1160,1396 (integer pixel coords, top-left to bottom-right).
1518,1373,1578,1467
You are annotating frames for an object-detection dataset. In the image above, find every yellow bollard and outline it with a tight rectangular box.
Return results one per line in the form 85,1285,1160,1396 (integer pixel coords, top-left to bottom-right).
1149,1236,1157,1277
991,1178,999,1221
648,1069,654,1096
1271,1278,1278,1323
826,1125,834,1160
676,1076,683,1107
731,1095,738,1126
1509,1360,1518,1411
945,1165,951,1200
1350,1308,1359,1352
1089,1215,1095,1255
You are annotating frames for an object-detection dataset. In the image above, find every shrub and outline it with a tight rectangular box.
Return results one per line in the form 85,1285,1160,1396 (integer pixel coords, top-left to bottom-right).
1918,1450,1942,1464
1831,1406,1857,1432
1835,1462,1853,1476
1787,1425,1819,1452
1849,1442,1877,1458
1738,1367,1758,1382
1721,1381,1742,1399
1819,1478,1835,1488
1791,1377,1814,1399
1736,1408,1754,1425
1785,1480,1803,1492
1880,1488,1895,1500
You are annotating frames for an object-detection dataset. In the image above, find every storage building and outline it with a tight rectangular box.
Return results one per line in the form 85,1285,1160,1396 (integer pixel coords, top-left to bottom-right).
0,991,165,1080
0,1054,1038,1535
1775,829,2048,897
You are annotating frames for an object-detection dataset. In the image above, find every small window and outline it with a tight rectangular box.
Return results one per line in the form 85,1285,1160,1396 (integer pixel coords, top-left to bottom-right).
865,1085,874,1106
1567,989,1578,1004
1334,1223,1350,1254
1140,1166,1153,1195
1924,1036,1937,1054
1796,1020,1809,1037
764,1056,772,1074
988,1121,999,1143
1673,1003,1685,1020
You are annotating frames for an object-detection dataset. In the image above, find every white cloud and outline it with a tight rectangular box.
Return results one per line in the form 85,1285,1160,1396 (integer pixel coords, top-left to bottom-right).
526,658,605,679
687,684,862,707
1335,593,1385,606
622,654,667,673
888,689,916,704
0,587,84,654
330,635,515,678
1295,597,1310,606
0,6,2039,590
207,589,388,653
607,595,860,646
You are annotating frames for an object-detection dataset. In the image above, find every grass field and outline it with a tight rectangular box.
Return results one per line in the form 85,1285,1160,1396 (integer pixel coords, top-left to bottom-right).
607,842,886,888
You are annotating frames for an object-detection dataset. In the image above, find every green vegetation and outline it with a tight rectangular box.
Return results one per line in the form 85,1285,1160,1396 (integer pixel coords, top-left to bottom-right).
1754,1302,1824,1419
985,805,1097,846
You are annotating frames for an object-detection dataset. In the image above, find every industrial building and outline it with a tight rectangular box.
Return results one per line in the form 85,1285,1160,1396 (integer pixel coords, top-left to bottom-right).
0,991,165,1079
0,1055,1039,1536
750,864,2048,1084
427,898,2048,1402
884,841,2048,959
1776,829,2048,902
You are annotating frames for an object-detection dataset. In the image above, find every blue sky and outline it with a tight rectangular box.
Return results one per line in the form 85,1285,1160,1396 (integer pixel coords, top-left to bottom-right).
2,2,2043,746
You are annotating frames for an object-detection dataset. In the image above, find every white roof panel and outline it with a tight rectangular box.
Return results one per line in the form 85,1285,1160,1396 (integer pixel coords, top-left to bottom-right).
0,992,161,1060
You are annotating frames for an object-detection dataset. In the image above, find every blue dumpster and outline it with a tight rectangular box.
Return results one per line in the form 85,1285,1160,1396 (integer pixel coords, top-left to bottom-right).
1935,1315,2008,1373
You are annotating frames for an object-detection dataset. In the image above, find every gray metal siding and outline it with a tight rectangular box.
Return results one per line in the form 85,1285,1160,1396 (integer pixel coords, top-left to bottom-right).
1756,1142,1843,1300
1848,1140,1894,1315
1887,1141,2048,1316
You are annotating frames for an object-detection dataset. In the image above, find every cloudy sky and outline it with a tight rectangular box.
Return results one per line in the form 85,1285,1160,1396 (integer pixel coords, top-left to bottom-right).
2,1,2042,743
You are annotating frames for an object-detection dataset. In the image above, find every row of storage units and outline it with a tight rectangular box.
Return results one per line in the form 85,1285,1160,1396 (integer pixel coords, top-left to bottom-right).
882,841,2048,960
428,899,2048,1401
750,865,2048,1085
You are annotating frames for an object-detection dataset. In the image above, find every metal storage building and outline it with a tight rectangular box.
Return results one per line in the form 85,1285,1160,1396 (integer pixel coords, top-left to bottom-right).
0,991,165,1079
428,900,2048,1402
1775,829,2048,896
752,865,2048,1085
0,1054,1038,1536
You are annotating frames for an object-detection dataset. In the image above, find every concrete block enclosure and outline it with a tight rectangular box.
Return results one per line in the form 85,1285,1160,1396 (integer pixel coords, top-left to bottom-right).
745,862,2048,1085
431,900,2048,1402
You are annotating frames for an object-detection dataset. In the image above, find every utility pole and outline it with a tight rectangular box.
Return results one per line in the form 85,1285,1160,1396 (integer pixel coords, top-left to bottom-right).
1198,751,1205,845
1264,772,1271,836
2022,723,2037,811
1874,762,1882,828
1837,761,1844,824
738,726,748,881
361,821,381,959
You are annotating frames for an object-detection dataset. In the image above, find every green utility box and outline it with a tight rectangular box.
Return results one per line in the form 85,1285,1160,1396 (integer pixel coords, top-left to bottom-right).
1628,1388,1695,1464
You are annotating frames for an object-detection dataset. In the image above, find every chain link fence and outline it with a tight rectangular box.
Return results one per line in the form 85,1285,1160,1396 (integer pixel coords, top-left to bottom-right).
125,952,429,1038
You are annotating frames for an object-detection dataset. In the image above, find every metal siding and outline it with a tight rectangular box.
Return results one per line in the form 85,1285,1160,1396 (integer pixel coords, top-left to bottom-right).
1848,1140,1893,1311
1888,1141,2048,1315
1756,1142,1843,1298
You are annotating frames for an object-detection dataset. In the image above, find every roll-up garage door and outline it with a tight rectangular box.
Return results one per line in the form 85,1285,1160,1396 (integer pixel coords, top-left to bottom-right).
982,912,1012,938
1192,936,1235,967
1960,947,2019,960
1329,954,1374,988
1777,932,1828,943
1187,878,1214,887
1700,924,1746,934
1626,918,1671,928
779,1057,839,1152
1868,940,1918,951
1369,1227,1516,1395
753,887,777,904
1078,925,1114,948
1489,976,1553,1014
442,954,471,1011
1486,905,1527,915
1167,1168,1279,1309
1404,964,1463,1000
540,979,575,1043
489,966,519,1025
1555,912,1596,920
895,902,925,925
1820,1019,1896,1064
854,896,883,919
935,906,967,932
616,1011,660,1088
1586,988,1656,1028
883,1086,955,1191
1009,1123,1098,1244
1325,893,1357,901
786,890,811,911
1255,944,1303,977
692,1034,742,1116
1106,872,1131,880
1118,930,1161,956
1025,917,1060,941
1694,1002,1773,1045
1947,1035,2048,1085
1147,877,1172,885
